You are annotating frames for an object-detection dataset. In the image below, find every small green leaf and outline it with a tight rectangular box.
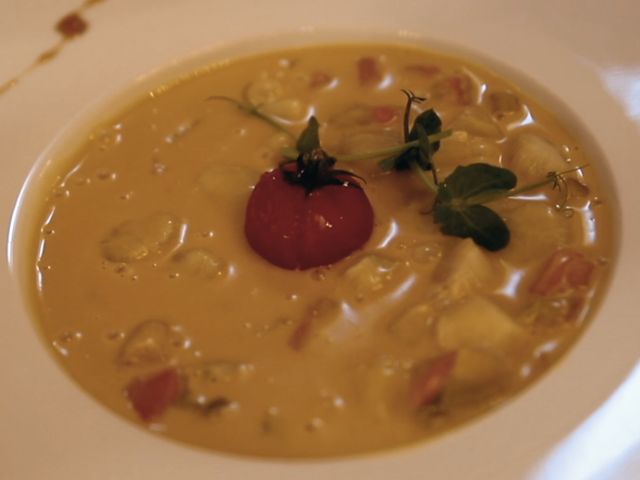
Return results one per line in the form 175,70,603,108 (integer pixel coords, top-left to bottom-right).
433,203,510,251
432,163,516,251
296,116,320,154
389,108,443,171
410,109,442,152
416,124,434,170
438,163,517,202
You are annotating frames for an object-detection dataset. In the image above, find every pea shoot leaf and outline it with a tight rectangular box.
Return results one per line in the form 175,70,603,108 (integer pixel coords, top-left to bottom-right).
438,163,517,201
296,116,320,154
433,163,517,251
382,108,442,171
433,204,510,251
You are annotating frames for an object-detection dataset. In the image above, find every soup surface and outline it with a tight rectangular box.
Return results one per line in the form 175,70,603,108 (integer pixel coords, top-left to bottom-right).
30,44,614,457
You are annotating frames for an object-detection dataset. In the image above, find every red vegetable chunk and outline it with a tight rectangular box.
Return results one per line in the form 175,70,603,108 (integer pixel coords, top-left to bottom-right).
357,57,383,86
245,168,374,270
125,368,185,422
410,351,458,408
530,249,595,296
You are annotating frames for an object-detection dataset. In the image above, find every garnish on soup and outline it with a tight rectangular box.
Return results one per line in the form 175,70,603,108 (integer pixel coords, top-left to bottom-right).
29,44,614,458
245,117,374,269
233,87,584,259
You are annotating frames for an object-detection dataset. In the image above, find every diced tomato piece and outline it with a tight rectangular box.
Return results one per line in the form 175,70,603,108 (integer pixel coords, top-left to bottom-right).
530,249,595,296
404,64,441,77
309,71,333,89
371,105,399,124
448,74,473,105
125,368,185,422
357,57,383,86
410,351,457,408
289,316,313,351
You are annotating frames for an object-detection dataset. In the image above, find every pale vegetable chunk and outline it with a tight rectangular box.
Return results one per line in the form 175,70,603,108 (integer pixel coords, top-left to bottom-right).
500,201,572,263
436,131,502,176
101,213,179,263
260,98,308,123
172,248,228,280
450,107,503,139
289,298,341,350
388,303,436,346
244,73,284,105
437,296,531,357
507,133,568,183
117,320,173,367
343,254,404,300
450,348,509,387
432,239,503,301
487,91,522,116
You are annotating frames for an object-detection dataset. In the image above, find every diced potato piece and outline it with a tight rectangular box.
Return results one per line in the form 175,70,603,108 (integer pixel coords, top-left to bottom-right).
343,254,404,300
101,213,179,263
507,133,568,183
388,303,437,346
118,320,173,367
437,296,531,357
500,202,572,264
244,73,284,105
289,298,341,349
260,99,308,123
450,348,508,387
450,107,504,139
356,355,407,420
198,164,257,197
172,248,228,280
468,136,502,165
435,131,502,178
438,130,471,157
487,91,522,116
433,239,503,301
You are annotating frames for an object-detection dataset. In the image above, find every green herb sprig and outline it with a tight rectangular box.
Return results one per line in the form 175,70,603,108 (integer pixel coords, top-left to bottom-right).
209,92,583,252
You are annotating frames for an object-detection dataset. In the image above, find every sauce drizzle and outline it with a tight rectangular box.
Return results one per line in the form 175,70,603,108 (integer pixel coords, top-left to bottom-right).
0,0,107,97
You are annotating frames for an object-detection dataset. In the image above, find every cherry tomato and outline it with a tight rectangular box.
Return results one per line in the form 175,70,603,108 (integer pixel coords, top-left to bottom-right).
245,167,374,270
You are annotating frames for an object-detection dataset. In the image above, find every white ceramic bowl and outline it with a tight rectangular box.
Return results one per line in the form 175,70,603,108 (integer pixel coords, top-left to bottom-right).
2,1,639,479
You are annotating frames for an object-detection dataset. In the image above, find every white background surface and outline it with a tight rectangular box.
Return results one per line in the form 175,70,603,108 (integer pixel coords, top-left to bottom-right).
1,1,639,479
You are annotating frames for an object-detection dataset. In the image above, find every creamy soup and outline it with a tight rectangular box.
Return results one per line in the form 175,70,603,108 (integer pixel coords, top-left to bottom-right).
29,44,614,457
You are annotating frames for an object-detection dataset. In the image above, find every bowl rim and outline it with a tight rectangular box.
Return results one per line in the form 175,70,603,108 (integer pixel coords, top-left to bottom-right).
2,9,640,479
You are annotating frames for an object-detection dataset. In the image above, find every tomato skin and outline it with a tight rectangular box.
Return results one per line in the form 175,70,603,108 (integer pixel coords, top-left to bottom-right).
245,168,374,270
530,249,595,296
125,368,185,422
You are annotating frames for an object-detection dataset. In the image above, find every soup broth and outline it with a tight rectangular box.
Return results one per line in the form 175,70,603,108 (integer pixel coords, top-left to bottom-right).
30,44,614,457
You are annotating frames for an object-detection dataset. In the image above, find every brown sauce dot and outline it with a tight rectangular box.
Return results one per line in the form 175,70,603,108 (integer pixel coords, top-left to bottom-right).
56,13,88,38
